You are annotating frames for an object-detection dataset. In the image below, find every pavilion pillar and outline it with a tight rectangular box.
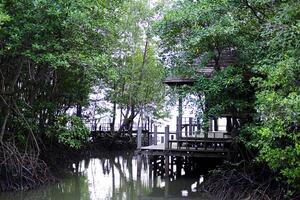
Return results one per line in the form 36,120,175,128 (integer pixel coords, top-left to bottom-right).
178,95,183,139
213,117,218,131
208,118,213,132
165,125,169,150
189,117,193,136
176,117,182,139
153,125,157,145
178,95,183,119
226,116,232,132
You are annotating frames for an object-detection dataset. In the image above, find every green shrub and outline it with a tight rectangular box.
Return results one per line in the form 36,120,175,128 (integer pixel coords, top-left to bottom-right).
48,115,90,149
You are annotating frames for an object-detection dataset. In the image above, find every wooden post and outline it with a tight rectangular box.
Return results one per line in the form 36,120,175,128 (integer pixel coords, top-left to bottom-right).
178,117,182,139
226,116,232,132
149,134,152,145
176,156,182,177
164,155,169,177
137,154,142,197
170,156,174,172
189,117,193,136
197,117,201,135
150,120,153,133
208,117,213,132
231,117,238,138
137,127,142,149
164,176,169,197
137,154,142,176
149,158,153,188
153,126,157,145
153,156,158,177
147,117,150,132
165,125,169,150
176,116,183,148
214,117,219,131
176,117,179,139
178,95,183,119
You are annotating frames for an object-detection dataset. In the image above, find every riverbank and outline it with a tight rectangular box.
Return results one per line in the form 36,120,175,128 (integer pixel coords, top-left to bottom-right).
201,161,299,200
0,138,135,193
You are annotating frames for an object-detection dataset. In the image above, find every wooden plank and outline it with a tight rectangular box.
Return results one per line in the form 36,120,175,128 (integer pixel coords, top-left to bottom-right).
139,150,229,158
141,143,230,153
173,138,232,143
163,77,195,86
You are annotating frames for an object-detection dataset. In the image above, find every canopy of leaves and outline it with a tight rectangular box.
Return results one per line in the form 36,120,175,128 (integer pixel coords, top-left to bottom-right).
102,0,166,124
0,0,119,149
156,0,300,192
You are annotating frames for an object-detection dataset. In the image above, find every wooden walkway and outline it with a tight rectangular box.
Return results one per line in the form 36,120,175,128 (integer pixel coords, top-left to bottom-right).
138,128,233,158
91,116,236,159
140,143,231,158
139,141,231,158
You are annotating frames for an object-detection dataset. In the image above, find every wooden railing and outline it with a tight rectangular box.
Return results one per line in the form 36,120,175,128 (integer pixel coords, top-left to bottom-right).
137,124,232,151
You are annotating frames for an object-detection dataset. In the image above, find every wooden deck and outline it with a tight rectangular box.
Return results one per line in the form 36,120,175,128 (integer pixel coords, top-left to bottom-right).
139,137,232,158
91,115,237,159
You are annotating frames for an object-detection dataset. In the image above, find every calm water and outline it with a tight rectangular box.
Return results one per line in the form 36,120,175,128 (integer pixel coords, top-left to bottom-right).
0,152,214,200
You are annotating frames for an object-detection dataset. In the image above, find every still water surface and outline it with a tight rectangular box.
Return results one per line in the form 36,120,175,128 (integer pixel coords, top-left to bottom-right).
0,152,214,200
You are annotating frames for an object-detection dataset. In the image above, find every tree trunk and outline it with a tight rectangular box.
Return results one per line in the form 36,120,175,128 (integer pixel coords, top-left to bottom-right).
76,104,82,118
111,101,117,133
0,108,9,143
117,104,136,136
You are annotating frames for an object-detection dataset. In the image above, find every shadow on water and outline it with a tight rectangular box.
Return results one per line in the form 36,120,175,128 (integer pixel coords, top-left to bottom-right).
0,152,218,200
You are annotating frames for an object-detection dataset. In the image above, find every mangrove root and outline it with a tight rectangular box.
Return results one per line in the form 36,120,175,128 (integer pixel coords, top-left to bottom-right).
0,142,54,191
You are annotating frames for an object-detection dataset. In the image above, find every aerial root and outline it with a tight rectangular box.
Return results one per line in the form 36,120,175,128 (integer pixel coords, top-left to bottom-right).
201,163,287,200
0,142,54,191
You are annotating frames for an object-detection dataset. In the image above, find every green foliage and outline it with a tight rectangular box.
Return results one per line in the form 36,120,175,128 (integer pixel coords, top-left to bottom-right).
247,0,300,189
0,0,119,150
103,0,166,123
48,115,90,149
157,0,300,192
110,45,165,110
156,0,256,123
195,66,254,116
0,3,10,26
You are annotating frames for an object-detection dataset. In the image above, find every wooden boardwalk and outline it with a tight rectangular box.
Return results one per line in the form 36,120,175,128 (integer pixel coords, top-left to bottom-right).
139,141,231,158
138,127,233,158
91,115,236,159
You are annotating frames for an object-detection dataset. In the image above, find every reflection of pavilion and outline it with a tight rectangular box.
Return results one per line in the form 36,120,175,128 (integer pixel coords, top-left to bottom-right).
136,154,216,200
74,153,214,200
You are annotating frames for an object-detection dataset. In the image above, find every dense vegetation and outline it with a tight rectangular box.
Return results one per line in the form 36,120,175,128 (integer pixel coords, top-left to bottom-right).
156,0,299,197
0,0,298,199
0,0,165,191
0,0,116,190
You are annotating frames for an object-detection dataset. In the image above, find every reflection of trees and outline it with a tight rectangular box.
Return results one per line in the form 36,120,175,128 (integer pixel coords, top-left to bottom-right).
0,154,215,200
95,153,151,200
110,153,135,200
0,174,90,200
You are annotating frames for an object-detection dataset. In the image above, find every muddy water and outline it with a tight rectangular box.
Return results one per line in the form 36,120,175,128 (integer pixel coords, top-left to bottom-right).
0,152,215,200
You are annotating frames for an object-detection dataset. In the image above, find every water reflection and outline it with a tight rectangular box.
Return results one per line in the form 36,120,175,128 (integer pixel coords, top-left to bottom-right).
0,152,214,200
